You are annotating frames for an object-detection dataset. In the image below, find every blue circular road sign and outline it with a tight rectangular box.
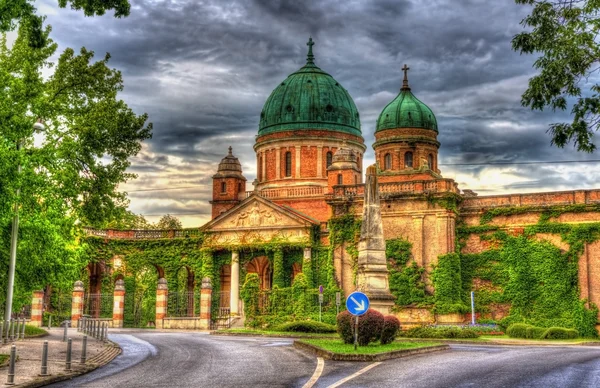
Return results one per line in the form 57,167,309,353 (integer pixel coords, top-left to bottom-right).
346,291,370,316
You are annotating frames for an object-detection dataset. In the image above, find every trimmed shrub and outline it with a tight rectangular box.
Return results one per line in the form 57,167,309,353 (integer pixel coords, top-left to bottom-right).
398,326,480,339
526,325,547,339
241,273,260,327
336,310,354,344
506,323,531,339
291,273,309,317
357,309,385,346
274,321,337,333
541,327,578,340
380,315,401,345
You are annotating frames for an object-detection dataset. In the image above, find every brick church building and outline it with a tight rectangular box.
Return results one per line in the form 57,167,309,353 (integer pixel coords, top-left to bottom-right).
203,38,600,326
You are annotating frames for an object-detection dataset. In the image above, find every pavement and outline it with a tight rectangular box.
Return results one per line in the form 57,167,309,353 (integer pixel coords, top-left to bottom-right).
0,327,120,387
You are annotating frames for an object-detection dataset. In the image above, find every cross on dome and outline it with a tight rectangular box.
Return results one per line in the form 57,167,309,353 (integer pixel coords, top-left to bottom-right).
401,64,410,90
306,37,315,64
228,146,233,155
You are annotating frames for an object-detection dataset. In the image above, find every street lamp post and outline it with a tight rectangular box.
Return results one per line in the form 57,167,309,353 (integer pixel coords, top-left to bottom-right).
4,120,45,322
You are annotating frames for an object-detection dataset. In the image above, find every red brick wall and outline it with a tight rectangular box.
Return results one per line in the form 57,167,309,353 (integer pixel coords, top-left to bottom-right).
301,146,317,177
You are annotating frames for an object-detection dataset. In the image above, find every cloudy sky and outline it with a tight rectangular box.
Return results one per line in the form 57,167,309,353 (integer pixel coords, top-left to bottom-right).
32,0,600,227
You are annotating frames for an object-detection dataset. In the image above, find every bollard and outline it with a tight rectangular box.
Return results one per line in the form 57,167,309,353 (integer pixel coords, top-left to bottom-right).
21,319,25,340
0,321,4,344
7,344,16,385
99,322,103,341
10,319,16,341
40,340,49,376
63,322,67,342
65,337,72,371
104,322,108,342
16,319,21,340
48,315,51,330
96,321,101,340
80,335,87,364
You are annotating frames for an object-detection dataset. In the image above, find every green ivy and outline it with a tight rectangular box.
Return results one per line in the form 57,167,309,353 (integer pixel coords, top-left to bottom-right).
385,238,430,306
432,253,468,314
272,249,284,288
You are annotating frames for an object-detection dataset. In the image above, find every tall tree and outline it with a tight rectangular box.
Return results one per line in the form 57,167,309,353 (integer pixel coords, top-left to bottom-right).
154,214,183,230
513,0,600,152
0,23,151,310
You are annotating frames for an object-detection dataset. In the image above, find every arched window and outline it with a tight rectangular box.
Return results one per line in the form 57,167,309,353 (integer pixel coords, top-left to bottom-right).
405,151,413,168
258,156,262,181
354,175,358,184
384,153,392,170
428,154,434,170
238,182,242,192
221,181,227,193
326,151,333,168
357,155,360,168
337,174,343,185
285,151,292,177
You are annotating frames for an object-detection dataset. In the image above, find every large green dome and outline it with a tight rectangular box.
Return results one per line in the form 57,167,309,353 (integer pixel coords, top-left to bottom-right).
376,66,438,133
258,38,361,137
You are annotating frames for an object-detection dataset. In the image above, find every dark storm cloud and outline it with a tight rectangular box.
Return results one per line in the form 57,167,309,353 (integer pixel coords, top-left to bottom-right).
34,0,600,226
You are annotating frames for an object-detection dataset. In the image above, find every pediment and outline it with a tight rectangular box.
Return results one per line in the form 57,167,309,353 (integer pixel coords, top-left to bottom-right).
204,195,317,233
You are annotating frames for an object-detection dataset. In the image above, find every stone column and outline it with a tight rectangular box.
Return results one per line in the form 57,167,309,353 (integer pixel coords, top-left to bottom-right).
30,290,44,327
295,146,301,177
230,252,240,316
275,148,281,179
199,277,212,330
156,278,168,327
70,281,84,328
316,146,323,177
112,279,125,328
261,151,266,182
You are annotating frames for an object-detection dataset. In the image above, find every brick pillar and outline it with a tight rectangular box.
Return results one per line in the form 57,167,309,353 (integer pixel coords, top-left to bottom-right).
112,279,125,328
156,278,168,326
30,290,44,327
70,280,84,327
199,277,212,330
230,252,240,316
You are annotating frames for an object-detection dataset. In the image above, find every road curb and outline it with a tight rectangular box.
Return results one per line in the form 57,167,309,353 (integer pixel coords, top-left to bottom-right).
398,338,600,347
17,341,122,388
210,331,337,339
293,341,450,361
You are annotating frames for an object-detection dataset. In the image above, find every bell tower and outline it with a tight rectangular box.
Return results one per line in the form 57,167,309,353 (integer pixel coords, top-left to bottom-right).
210,147,246,219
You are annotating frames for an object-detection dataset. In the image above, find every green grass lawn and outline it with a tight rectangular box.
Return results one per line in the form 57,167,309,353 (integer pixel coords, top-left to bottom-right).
0,354,9,365
300,339,442,355
24,325,47,337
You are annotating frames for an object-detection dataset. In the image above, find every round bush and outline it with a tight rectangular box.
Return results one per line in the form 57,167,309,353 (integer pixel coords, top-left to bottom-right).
506,323,531,339
541,327,578,339
380,315,400,345
275,321,337,333
336,310,354,344
357,309,384,346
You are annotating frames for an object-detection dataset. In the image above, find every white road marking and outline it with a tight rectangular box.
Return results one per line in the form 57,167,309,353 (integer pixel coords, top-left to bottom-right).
326,362,382,388
302,357,325,388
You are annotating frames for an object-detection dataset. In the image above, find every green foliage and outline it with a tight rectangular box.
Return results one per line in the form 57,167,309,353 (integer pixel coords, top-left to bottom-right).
153,214,183,230
272,249,284,288
274,321,337,333
386,238,429,306
398,326,480,339
432,253,467,313
328,215,361,288
380,315,401,345
513,0,600,152
291,273,309,317
507,323,579,340
506,323,531,338
241,273,260,326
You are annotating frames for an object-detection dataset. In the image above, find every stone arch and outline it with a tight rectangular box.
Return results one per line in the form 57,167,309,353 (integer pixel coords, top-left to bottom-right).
246,256,272,290
291,262,302,283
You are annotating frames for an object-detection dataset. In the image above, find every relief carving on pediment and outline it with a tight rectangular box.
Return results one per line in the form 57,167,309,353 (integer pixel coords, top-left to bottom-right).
231,202,281,227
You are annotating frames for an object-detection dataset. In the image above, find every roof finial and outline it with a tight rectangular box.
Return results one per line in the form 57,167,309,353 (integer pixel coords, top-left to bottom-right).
307,37,315,65
228,146,233,155
401,64,410,90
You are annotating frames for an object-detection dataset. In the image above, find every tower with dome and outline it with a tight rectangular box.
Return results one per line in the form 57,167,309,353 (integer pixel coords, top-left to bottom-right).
206,38,459,313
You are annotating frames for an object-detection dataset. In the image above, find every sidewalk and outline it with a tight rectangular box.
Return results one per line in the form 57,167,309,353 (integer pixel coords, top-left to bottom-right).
0,327,120,387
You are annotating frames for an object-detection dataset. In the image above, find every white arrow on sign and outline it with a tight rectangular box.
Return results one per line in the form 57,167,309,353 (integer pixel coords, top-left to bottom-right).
350,296,366,312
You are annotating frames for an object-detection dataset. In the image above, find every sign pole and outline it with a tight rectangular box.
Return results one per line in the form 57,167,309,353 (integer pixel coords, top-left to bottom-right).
354,315,358,351
470,291,475,325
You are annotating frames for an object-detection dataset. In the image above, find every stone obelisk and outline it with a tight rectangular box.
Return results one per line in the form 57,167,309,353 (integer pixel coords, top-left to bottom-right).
356,164,395,314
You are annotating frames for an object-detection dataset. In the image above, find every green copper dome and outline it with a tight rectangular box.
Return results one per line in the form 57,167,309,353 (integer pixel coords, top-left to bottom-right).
258,38,361,137
376,65,438,133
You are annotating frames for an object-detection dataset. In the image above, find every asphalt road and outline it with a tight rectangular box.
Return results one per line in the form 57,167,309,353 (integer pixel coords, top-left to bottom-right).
47,331,600,388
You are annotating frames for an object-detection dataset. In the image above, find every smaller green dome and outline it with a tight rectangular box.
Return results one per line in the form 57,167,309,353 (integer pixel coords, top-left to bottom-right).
376,65,438,133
